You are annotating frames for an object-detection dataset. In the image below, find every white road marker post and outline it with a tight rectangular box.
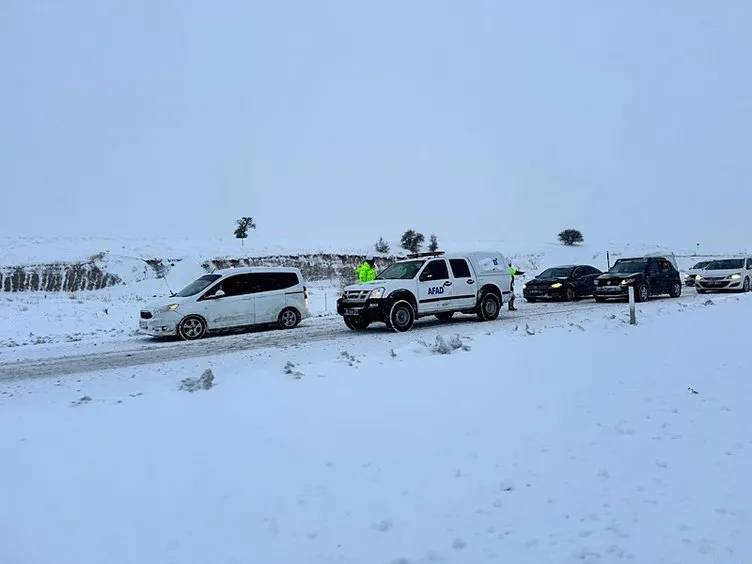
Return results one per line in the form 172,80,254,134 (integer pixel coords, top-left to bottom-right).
628,286,637,325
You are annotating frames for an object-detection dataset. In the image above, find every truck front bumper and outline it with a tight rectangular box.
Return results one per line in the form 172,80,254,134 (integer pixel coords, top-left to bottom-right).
337,298,390,322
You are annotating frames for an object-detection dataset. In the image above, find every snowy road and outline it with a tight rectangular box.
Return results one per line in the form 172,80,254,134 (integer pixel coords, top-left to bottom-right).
0,293,707,380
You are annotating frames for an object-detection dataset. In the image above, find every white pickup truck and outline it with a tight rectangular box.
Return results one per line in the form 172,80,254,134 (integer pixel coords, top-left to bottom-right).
336,251,513,332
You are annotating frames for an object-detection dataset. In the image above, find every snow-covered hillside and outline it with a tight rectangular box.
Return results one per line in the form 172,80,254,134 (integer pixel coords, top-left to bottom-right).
1,286,750,564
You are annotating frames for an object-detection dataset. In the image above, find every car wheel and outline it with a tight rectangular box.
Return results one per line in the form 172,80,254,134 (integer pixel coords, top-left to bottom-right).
476,292,500,321
435,312,454,322
669,281,682,298
344,316,370,330
744,278,750,293
178,315,207,341
389,300,415,332
636,284,649,302
278,308,301,329
565,287,576,301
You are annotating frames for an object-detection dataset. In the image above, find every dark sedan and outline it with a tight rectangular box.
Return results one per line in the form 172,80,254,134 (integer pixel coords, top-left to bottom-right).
523,265,602,302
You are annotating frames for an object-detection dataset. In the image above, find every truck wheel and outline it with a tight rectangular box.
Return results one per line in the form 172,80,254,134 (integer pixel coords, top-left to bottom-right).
477,293,500,321
344,316,370,330
636,283,649,302
435,312,454,322
388,300,415,332
669,282,682,298
178,315,207,341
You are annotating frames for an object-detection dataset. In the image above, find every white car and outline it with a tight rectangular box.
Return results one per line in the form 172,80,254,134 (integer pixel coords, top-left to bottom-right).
337,251,512,332
695,258,752,293
139,267,309,340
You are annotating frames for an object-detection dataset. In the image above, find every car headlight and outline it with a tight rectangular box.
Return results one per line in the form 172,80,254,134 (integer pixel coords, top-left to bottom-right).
167,303,180,311
522,284,527,289
695,275,703,281
368,287,386,299
550,282,562,289
620,278,635,286
729,273,742,280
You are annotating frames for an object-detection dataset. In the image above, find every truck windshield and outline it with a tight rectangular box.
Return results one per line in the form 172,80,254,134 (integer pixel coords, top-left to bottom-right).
609,260,647,274
174,274,222,297
377,260,425,280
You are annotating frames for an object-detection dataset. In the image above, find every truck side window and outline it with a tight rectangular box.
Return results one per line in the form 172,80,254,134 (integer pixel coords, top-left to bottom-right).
449,259,471,279
420,260,449,281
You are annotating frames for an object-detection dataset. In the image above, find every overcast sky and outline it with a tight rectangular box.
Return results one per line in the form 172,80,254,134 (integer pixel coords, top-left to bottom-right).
2,1,750,250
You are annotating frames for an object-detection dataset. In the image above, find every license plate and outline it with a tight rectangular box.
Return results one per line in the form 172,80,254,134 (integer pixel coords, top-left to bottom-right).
345,308,361,316
139,320,148,329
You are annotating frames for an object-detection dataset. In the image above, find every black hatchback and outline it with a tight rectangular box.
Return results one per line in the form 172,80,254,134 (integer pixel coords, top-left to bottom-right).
523,265,602,302
595,257,682,302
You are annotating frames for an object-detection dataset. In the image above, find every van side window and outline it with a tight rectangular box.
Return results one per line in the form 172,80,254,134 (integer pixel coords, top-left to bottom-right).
253,273,299,293
420,260,449,281
218,274,255,297
449,259,471,279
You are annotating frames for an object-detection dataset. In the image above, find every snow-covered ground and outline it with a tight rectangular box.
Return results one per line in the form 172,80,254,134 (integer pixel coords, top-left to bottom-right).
2,288,751,563
2,239,750,563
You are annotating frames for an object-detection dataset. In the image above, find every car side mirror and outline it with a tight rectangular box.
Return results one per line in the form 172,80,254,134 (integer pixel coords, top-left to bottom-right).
211,289,226,299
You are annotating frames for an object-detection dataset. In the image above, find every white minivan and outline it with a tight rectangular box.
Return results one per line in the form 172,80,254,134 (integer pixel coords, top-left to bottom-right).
140,267,309,340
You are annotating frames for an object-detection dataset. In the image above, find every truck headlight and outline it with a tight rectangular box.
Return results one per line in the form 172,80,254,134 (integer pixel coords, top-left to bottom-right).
550,283,562,289
729,273,741,280
368,287,386,299
167,303,180,311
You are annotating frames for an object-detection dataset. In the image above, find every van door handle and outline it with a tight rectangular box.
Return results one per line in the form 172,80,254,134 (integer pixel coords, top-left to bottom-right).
444,281,453,287
467,279,475,284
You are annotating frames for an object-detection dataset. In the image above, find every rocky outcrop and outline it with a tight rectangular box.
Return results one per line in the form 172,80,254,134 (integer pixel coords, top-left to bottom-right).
0,262,122,292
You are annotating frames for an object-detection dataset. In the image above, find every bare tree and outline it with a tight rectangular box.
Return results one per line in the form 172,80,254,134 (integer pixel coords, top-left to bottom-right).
558,229,584,246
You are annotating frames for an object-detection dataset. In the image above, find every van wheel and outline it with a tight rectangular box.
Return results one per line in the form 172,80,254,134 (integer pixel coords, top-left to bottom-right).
178,315,207,340
435,312,454,322
477,292,500,321
669,281,682,298
388,300,415,332
344,316,370,330
278,308,301,329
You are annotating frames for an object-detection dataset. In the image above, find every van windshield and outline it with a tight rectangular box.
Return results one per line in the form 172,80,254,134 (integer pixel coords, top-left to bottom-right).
175,274,222,297
377,260,425,280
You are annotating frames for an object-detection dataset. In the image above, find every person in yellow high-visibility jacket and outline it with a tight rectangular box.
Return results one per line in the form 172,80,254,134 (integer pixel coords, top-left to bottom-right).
507,262,524,311
356,258,377,283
